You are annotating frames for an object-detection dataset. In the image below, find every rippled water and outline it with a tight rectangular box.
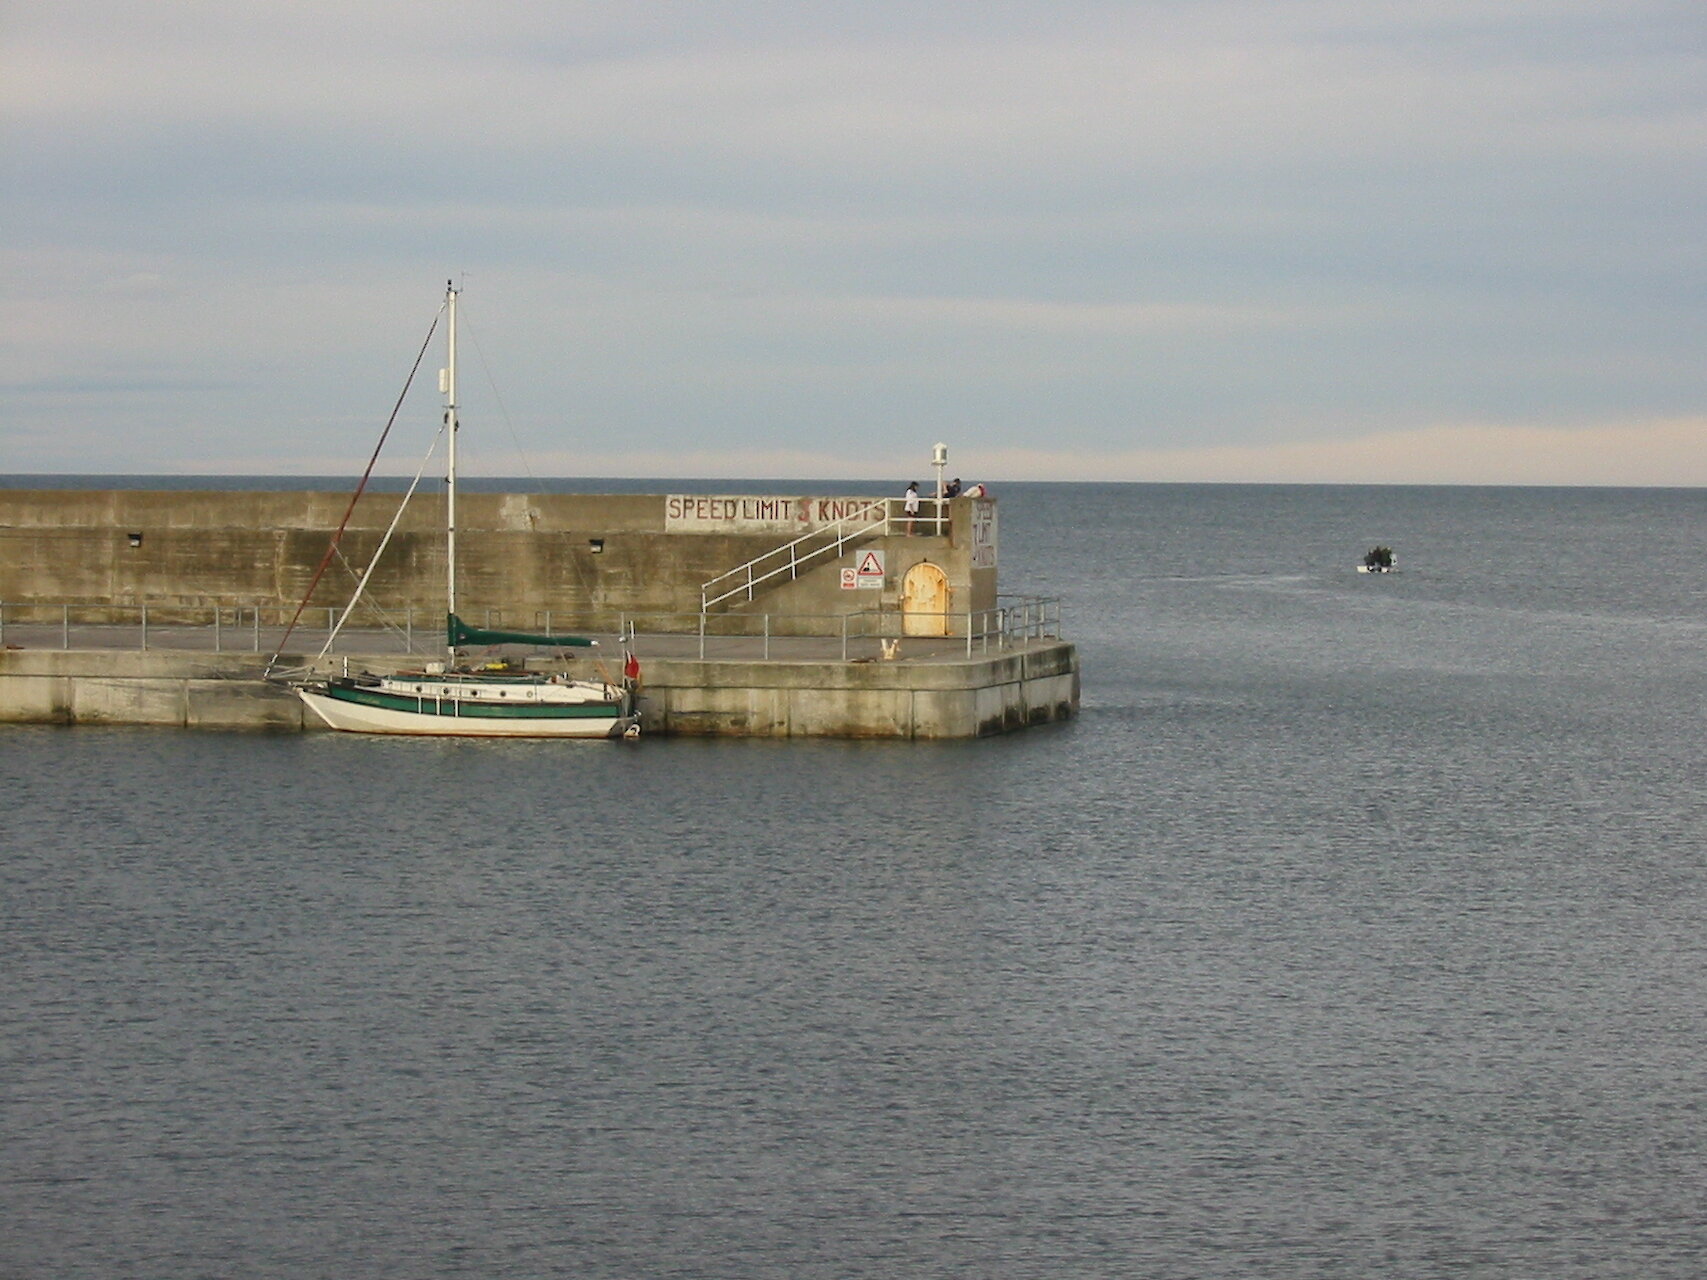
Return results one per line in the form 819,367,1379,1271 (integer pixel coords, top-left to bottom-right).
5,483,1706,1278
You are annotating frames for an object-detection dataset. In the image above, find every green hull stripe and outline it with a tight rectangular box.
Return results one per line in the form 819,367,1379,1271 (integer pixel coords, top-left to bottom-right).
326,685,623,720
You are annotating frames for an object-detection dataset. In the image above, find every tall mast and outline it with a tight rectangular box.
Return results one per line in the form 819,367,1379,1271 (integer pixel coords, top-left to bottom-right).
443,280,459,662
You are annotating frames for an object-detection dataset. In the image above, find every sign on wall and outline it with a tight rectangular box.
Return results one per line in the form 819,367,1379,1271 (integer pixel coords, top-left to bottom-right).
842,549,886,589
665,495,885,533
970,500,998,569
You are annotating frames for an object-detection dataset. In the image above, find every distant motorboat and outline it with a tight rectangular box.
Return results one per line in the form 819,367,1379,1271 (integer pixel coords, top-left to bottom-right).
1357,545,1397,574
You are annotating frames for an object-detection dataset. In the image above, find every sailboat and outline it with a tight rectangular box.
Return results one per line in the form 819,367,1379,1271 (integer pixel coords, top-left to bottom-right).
287,283,640,738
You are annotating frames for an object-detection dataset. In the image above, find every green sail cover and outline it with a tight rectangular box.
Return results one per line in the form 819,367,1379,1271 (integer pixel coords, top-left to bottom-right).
448,613,597,649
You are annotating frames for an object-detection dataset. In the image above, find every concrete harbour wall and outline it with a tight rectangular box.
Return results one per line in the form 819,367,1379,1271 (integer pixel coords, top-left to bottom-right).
0,488,1074,739
0,490,996,630
0,645,1079,739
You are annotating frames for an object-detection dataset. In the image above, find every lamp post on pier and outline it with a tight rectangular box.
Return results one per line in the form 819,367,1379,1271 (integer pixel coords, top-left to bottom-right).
932,442,949,534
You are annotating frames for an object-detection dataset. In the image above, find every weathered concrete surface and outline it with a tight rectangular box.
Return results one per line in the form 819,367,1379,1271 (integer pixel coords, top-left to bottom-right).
636,643,1078,738
0,490,994,629
0,488,1065,739
0,642,1077,738
0,650,309,730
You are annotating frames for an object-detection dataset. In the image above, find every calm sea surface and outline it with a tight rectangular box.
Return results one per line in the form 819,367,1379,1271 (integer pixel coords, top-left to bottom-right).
4,482,1705,1278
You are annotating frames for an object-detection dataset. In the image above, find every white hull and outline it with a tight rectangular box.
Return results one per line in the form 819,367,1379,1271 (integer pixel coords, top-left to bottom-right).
297,686,636,738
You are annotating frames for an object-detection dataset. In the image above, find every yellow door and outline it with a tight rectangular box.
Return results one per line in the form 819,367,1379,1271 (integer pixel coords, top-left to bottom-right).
901,561,950,636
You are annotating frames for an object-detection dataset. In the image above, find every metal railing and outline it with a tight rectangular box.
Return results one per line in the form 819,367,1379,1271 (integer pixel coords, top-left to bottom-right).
0,601,472,655
699,497,952,612
621,594,1059,661
0,595,1061,662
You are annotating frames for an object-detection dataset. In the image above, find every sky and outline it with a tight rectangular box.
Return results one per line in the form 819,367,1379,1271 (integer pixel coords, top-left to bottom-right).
4,0,1704,485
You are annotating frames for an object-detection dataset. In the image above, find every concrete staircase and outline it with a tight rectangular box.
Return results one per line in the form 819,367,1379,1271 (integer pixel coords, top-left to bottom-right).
700,499,904,611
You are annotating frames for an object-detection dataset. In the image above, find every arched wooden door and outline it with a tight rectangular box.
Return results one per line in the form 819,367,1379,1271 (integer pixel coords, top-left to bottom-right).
901,561,950,636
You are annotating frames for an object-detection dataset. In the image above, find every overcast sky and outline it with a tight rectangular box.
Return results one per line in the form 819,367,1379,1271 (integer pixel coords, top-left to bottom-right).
5,1,1704,484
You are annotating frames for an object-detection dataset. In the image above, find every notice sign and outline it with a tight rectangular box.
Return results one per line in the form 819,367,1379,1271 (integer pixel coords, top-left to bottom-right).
843,549,885,589
970,499,998,569
666,495,885,534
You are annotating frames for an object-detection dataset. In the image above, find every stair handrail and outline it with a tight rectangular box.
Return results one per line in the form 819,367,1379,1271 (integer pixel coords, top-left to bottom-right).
701,497,900,611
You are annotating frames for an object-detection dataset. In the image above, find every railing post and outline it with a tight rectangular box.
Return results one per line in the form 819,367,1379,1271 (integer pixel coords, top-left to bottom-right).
841,611,849,662
405,605,412,652
763,612,770,660
214,605,222,652
253,605,261,652
63,604,70,650
140,603,148,652
698,610,707,660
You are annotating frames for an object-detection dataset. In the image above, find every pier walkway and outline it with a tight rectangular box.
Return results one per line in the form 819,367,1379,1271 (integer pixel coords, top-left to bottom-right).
0,618,1078,739
0,623,1014,665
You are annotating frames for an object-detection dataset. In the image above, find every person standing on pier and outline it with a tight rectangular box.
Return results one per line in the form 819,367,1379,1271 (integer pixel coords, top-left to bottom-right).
904,481,920,534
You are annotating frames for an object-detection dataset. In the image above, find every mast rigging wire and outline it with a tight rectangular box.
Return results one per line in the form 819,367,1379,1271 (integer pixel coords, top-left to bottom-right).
267,305,443,669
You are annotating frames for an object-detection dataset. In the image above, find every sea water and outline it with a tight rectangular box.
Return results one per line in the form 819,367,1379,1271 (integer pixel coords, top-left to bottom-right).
4,482,1705,1278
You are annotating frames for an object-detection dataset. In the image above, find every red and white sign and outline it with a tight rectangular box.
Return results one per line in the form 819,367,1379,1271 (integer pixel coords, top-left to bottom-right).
841,550,886,590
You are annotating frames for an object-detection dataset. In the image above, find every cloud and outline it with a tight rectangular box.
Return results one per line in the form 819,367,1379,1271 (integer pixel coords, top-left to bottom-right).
970,416,1707,487
3,2,1703,482
314,416,1703,488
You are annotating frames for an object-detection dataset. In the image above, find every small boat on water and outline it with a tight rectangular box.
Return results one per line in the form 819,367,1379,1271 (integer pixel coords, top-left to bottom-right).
1357,545,1397,574
276,283,639,739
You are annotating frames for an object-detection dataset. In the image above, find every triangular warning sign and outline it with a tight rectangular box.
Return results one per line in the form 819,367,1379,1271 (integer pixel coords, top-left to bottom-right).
857,551,884,575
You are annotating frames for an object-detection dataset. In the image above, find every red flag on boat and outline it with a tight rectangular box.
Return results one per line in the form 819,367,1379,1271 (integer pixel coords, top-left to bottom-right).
623,651,641,681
